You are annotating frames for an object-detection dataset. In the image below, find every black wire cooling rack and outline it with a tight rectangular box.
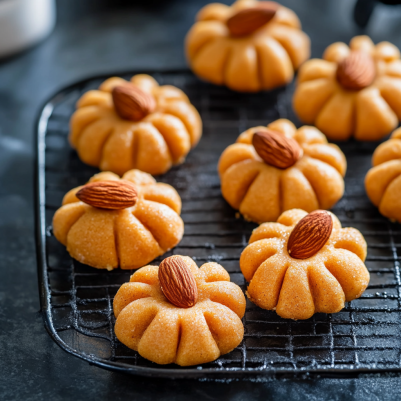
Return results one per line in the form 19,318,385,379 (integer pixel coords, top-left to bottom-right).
35,70,401,379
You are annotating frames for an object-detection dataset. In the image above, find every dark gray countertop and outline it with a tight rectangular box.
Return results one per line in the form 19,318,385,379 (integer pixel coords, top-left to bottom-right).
1,0,401,399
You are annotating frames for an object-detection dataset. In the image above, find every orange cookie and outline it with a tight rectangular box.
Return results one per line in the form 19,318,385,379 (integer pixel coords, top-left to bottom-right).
69,74,202,175
185,0,310,92
365,127,401,222
218,118,346,223
53,170,184,270
240,209,369,320
293,35,401,141
114,255,246,366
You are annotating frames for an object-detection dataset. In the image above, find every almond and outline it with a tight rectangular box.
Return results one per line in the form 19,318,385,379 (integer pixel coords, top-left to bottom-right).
112,84,156,121
76,180,138,210
252,129,303,169
158,255,198,308
226,3,278,37
336,50,376,90
287,210,333,259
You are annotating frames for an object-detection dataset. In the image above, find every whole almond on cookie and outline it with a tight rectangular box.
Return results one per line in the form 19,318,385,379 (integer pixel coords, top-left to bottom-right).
287,210,333,259
76,180,138,210
158,255,198,308
226,3,278,37
336,50,376,90
252,129,303,169
112,84,156,121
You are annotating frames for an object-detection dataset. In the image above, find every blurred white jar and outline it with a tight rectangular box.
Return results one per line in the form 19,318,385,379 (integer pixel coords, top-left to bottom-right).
0,0,55,58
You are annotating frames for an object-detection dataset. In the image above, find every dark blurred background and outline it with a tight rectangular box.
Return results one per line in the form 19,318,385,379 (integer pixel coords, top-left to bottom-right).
1,0,401,400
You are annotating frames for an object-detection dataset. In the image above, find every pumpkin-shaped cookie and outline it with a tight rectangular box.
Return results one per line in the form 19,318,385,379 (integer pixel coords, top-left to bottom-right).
69,74,202,175
365,127,401,222
218,118,346,223
53,170,184,270
114,255,246,366
185,0,310,92
240,209,369,320
293,35,401,141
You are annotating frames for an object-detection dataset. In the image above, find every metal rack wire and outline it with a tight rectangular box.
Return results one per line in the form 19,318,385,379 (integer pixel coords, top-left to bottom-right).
35,70,401,378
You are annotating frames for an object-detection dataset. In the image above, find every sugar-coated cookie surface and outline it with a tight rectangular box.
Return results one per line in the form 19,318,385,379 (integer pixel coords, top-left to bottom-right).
365,127,401,223
113,256,246,366
185,0,310,92
293,35,401,141
240,209,369,320
218,119,346,223
53,170,184,270
69,74,202,176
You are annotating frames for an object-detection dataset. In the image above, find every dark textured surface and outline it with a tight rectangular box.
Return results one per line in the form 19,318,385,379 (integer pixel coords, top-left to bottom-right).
2,0,401,399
